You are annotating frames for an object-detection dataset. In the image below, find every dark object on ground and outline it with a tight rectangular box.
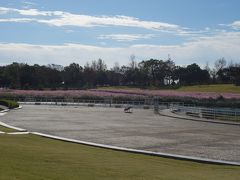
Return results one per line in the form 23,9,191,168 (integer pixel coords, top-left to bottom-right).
124,106,132,113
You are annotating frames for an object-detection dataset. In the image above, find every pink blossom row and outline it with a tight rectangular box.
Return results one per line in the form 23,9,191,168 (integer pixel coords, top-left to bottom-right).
90,89,240,99
0,89,143,98
1,89,240,99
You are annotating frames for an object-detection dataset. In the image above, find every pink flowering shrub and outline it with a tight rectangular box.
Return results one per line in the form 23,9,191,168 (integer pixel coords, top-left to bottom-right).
90,89,240,99
0,89,144,99
0,88,240,100
1,88,240,108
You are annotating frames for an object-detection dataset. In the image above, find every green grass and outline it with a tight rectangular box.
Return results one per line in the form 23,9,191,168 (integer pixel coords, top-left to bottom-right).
177,84,240,94
98,84,240,94
0,134,239,180
97,86,141,90
0,99,19,109
0,125,17,133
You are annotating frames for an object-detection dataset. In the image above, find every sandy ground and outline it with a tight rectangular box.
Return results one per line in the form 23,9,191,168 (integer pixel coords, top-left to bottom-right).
1,104,240,162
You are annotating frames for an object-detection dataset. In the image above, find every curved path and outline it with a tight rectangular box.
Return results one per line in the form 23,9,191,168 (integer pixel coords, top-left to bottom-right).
1,105,240,163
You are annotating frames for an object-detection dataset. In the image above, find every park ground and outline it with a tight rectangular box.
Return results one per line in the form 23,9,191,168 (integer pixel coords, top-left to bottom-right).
0,87,240,179
2,105,240,162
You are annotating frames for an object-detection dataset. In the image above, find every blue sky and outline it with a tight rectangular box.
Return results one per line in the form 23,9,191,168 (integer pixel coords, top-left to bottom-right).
0,0,240,67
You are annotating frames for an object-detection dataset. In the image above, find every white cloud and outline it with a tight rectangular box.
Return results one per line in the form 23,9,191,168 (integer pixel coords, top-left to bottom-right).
230,21,240,30
22,0,37,8
0,6,55,16
0,31,239,67
219,21,240,30
38,14,180,31
0,7,10,14
17,8,52,16
0,6,182,31
98,34,155,41
0,6,225,38
0,18,34,23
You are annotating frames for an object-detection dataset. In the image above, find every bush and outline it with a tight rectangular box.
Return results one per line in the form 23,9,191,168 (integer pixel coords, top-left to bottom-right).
114,105,122,108
0,99,19,109
143,106,150,109
235,78,240,86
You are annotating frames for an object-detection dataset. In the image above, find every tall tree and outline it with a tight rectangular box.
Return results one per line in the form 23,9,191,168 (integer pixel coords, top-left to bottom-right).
63,63,83,88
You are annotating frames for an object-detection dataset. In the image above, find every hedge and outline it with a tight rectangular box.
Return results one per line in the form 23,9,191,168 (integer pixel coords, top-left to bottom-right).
0,99,19,109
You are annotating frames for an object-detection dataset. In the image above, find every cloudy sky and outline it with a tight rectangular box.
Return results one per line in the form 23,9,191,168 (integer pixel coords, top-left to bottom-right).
0,0,240,67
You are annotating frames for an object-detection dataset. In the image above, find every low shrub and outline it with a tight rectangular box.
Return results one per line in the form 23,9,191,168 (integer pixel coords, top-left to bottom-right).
0,99,19,109
143,106,150,109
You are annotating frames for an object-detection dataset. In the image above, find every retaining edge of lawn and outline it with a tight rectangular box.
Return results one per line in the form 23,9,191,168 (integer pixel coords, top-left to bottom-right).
0,106,25,131
0,121,26,131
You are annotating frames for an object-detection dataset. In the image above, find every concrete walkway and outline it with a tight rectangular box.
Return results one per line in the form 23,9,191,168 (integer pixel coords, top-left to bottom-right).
0,105,7,110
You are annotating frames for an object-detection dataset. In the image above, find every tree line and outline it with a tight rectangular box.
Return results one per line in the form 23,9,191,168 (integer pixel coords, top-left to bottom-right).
0,57,239,89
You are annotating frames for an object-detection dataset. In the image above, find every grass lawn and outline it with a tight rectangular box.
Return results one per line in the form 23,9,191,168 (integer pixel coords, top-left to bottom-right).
98,84,240,94
0,133,239,180
176,84,240,94
0,125,17,133
97,86,141,90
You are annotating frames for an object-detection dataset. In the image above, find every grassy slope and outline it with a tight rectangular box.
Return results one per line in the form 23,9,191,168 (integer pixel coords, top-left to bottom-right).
0,134,239,180
177,84,240,93
0,125,16,133
98,84,240,94
97,86,141,90
0,99,19,109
